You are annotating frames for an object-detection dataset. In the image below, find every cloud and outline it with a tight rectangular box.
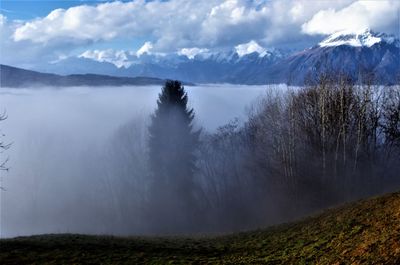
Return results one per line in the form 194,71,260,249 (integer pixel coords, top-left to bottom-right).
0,14,56,68
0,13,6,26
10,0,364,52
302,0,400,35
3,0,400,68
235,40,265,57
13,3,127,44
11,0,209,48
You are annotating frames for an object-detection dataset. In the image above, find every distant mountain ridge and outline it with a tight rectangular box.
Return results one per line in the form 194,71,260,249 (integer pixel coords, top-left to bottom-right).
35,48,288,84
0,64,173,88
4,29,400,85
265,29,400,85
319,29,400,48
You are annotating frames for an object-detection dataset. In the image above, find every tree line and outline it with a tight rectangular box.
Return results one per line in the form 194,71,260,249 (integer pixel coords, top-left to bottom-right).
105,77,400,234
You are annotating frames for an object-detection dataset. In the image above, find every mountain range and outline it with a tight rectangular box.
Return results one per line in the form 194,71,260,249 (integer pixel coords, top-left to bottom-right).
2,29,400,86
265,29,400,84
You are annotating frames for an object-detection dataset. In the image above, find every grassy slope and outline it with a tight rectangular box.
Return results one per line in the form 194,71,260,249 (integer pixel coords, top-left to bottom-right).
1,192,400,264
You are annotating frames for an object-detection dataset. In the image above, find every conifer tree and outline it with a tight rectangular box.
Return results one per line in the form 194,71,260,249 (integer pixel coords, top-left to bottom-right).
147,80,200,233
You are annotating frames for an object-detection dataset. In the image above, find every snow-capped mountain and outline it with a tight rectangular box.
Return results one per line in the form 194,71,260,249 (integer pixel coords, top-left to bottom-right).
265,29,400,85
36,48,288,84
31,29,400,85
319,29,400,48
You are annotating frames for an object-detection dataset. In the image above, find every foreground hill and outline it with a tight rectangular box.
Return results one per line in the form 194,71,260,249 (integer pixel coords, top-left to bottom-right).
0,64,170,87
1,191,400,264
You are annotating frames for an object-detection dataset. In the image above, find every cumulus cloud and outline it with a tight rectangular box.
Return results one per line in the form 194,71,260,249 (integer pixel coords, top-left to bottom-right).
235,40,265,57
302,0,400,35
2,0,400,68
13,2,140,44
11,0,211,49
0,13,6,26
0,14,64,68
10,0,367,52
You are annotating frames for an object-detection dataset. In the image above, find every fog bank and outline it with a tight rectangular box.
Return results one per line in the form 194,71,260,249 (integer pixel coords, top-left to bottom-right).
0,84,273,237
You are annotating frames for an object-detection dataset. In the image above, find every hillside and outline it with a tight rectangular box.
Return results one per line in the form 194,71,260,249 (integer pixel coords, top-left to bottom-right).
1,191,399,264
0,64,171,87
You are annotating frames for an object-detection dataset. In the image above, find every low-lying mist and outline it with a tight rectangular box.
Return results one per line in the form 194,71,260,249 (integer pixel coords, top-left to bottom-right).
0,84,270,237
1,82,399,238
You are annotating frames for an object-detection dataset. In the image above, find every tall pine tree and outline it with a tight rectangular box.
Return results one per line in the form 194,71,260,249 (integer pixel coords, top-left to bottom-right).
147,80,200,233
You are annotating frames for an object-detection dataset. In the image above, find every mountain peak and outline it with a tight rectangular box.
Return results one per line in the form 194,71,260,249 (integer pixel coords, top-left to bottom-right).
319,28,399,48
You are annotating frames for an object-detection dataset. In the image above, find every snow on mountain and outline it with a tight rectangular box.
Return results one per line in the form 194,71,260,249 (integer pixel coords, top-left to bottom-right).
319,28,399,48
79,49,134,68
266,29,400,85
235,40,266,57
76,42,275,68
27,29,400,85
178,48,209,59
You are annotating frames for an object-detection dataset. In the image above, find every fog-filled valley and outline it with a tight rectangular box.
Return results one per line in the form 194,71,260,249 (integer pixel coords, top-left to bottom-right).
1,82,399,238
2,0,400,263
0,84,270,237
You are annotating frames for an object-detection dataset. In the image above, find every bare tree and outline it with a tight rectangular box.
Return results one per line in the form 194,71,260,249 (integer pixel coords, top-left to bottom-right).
0,111,11,190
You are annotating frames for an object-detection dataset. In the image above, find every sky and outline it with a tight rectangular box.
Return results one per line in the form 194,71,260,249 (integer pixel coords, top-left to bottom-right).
1,0,400,68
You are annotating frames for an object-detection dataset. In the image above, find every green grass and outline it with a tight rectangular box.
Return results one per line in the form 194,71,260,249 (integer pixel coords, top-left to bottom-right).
1,192,400,264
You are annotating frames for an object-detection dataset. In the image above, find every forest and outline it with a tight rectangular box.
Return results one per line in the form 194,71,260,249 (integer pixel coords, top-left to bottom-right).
97,75,400,235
